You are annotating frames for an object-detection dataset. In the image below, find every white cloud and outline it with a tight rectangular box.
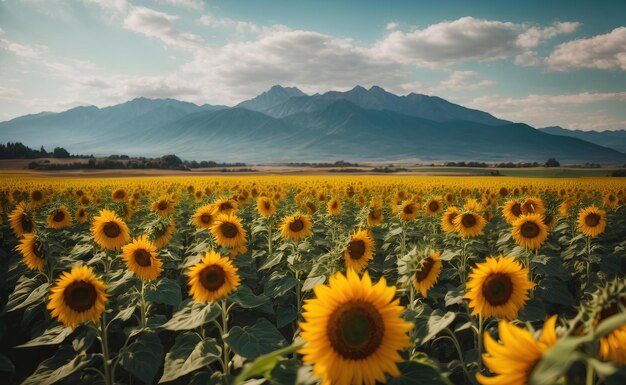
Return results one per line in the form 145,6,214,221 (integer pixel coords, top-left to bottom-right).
385,22,398,31
372,17,580,67
547,27,626,71
153,0,204,11
0,38,48,58
432,71,495,92
197,12,261,34
466,92,626,130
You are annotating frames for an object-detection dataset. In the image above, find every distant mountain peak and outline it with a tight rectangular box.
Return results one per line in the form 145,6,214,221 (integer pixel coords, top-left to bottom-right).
237,85,307,111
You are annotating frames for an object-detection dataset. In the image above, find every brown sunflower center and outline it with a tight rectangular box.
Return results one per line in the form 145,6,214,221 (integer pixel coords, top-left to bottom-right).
369,208,381,220
415,257,435,282
347,240,366,260
446,212,458,226
403,204,414,215
585,213,601,227
327,300,384,360
103,222,121,238
78,209,86,218
289,219,304,232
428,201,440,212
21,215,33,233
220,222,239,238
113,190,125,199
511,203,522,217
32,190,43,201
200,214,212,224
482,274,514,306
264,201,271,210
523,202,536,214
53,210,65,223
220,202,233,211
331,202,338,209
64,281,97,312
461,214,477,228
133,249,152,267
199,265,225,292
157,201,168,211
521,221,540,238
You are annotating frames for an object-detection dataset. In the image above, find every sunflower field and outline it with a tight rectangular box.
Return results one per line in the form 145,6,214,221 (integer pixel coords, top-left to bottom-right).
1,174,626,385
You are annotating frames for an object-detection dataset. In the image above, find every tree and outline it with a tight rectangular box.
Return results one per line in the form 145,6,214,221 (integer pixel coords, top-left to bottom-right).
545,158,560,167
53,147,70,158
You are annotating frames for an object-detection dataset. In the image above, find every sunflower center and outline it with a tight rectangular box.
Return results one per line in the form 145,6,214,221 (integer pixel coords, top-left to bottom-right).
327,300,384,360
415,257,435,282
200,265,225,292
521,221,540,238
264,201,271,210
461,214,477,228
482,274,513,306
133,249,152,267
511,203,522,217
585,213,601,227
446,212,458,226
369,208,381,219
523,202,536,214
21,215,33,233
53,210,65,222
78,209,86,218
332,202,338,209
64,281,97,312
289,219,304,232
220,202,233,211
200,214,212,224
32,190,43,201
403,204,414,215
34,239,45,259
429,201,439,212
157,201,168,211
103,222,121,238
347,240,366,260
220,222,239,238
114,190,125,199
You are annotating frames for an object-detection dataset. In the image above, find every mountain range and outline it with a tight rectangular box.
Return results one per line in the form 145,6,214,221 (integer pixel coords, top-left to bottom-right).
1,85,624,164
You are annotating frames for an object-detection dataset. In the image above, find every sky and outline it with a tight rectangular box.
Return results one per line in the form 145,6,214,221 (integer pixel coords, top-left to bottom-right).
1,0,625,131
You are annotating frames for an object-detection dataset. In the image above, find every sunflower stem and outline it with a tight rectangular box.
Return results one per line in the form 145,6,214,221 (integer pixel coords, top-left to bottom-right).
585,236,592,290
99,312,113,385
477,314,483,373
139,280,147,329
586,360,595,385
267,219,273,260
220,299,230,376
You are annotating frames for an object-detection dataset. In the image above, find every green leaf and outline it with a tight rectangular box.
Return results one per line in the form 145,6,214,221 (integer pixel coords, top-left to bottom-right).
161,300,220,331
120,331,164,385
276,304,297,329
233,342,304,385
7,281,49,312
224,318,288,360
263,272,298,298
532,254,567,280
538,278,575,306
518,298,547,322
593,311,626,338
388,361,451,385
146,278,182,307
16,322,73,348
22,347,93,385
301,275,325,292
112,305,137,323
231,286,271,309
160,333,220,383
530,335,588,385
423,311,455,344
0,354,14,373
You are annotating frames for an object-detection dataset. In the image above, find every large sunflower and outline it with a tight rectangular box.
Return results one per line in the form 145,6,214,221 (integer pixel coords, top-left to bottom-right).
9,203,36,237
521,197,545,215
213,197,238,216
188,251,240,302
256,196,276,217
412,251,442,297
577,206,606,237
424,196,444,216
210,214,247,248
398,200,419,221
441,206,459,233
477,316,558,385
343,230,375,272
192,204,216,229
327,198,342,216
16,233,46,271
280,214,313,241
48,266,108,329
47,206,72,229
502,199,523,224
465,256,535,320
299,270,413,385
151,195,174,217
30,189,46,206
453,211,487,238
111,188,127,202
511,213,548,251
121,235,162,281
91,209,130,250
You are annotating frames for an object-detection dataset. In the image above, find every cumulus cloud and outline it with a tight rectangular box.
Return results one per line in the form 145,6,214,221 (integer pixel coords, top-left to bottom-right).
432,71,495,92
546,27,626,71
153,0,204,11
385,22,398,30
197,12,261,34
372,17,580,67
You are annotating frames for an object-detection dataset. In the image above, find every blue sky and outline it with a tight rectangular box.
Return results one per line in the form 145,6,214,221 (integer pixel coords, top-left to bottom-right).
0,0,625,130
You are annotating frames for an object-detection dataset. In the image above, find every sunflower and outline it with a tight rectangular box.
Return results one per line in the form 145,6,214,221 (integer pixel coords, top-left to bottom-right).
367,206,384,227
521,197,545,215
280,214,313,241
16,233,46,271
153,219,175,249
477,316,558,385
211,214,247,248
412,251,442,297
30,189,46,206
453,211,487,238
577,206,606,237
558,198,576,217
91,209,130,250
111,188,127,202
343,230,375,272
9,203,36,237
465,256,535,320
587,280,626,365
257,196,276,217
213,197,238,216
188,251,240,302
151,195,174,217
192,204,216,229
502,199,523,224
327,198,342,216
511,214,548,251
47,206,72,229
121,235,162,281
76,207,88,223
424,196,444,216
299,270,413,385
441,206,459,233
398,200,419,221
48,265,108,329
603,192,619,210
463,198,483,211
